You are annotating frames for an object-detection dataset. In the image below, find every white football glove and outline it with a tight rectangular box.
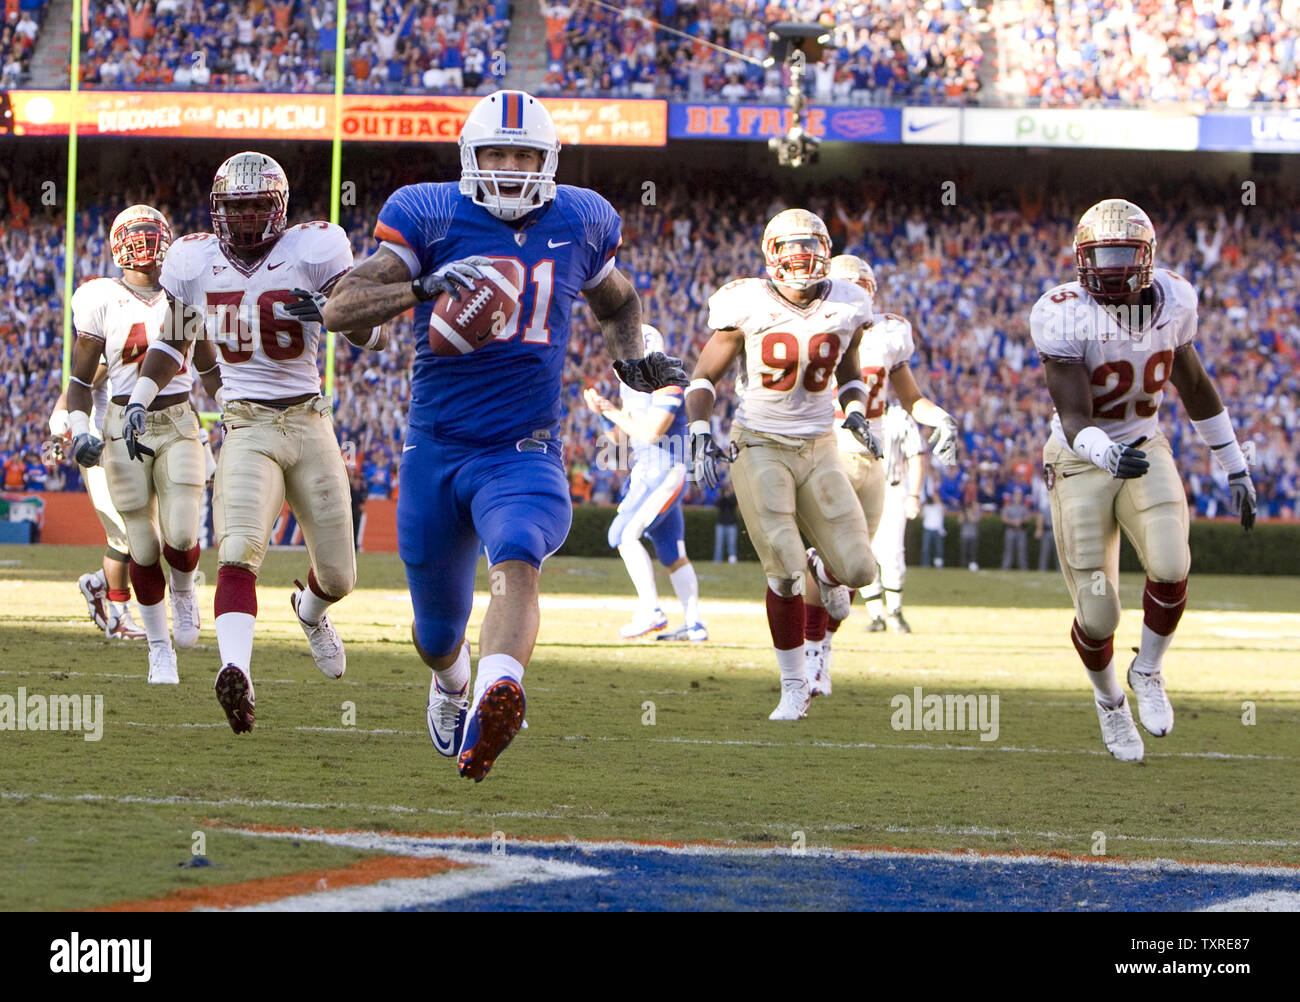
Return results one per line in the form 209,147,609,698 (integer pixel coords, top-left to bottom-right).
1228,471,1256,531
928,414,959,466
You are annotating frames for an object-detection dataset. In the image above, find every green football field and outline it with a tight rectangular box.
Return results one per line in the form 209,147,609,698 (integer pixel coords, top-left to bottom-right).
1,544,1297,910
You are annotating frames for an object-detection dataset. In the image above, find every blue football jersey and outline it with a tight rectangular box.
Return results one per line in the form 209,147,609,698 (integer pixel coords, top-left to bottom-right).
618,383,688,473
374,182,621,446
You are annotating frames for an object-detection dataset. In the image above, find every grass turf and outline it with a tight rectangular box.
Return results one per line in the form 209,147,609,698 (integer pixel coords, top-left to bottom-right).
0,545,1297,909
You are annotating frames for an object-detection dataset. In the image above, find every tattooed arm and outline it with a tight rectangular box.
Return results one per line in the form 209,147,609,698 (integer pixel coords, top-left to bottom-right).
322,246,422,332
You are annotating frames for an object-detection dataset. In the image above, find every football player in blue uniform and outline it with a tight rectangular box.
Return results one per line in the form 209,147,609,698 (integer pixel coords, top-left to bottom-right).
323,90,686,781
583,324,706,642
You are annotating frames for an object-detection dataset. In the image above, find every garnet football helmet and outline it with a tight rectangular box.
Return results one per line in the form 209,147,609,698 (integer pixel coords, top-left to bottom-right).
1074,199,1156,303
459,90,560,222
763,209,831,290
110,204,171,272
828,254,876,298
211,151,289,253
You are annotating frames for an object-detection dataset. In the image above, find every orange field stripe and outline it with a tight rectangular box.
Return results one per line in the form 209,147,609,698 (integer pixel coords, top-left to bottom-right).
92,855,469,912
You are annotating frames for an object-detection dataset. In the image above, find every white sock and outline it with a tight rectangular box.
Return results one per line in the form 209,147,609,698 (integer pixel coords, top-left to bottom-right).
216,612,256,674
168,566,194,594
434,641,471,695
1132,626,1173,675
884,588,903,615
669,563,699,625
618,540,659,615
137,600,170,645
110,601,127,622
775,646,805,683
295,582,336,626
473,652,524,708
863,587,884,620
1087,658,1124,708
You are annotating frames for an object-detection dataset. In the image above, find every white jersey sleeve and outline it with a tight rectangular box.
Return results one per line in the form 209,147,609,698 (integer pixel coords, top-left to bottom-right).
706,278,754,331
70,278,112,341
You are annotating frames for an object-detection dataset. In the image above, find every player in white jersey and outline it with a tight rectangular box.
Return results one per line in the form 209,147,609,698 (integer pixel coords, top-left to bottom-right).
807,255,959,693
1030,198,1256,762
65,205,214,682
127,152,384,732
48,371,146,640
686,209,881,721
860,404,926,632
584,324,704,642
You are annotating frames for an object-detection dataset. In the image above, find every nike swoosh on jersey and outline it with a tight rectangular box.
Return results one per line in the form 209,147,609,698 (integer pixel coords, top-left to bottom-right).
402,444,417,452
547,239,571,248
267,261,286,270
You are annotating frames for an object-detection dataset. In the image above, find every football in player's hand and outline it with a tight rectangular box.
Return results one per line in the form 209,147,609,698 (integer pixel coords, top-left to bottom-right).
428,259,524,357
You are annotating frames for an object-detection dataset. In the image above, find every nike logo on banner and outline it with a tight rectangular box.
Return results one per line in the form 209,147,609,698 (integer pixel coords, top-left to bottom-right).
547,239,571,248
907,119,949,133
267,261,286,270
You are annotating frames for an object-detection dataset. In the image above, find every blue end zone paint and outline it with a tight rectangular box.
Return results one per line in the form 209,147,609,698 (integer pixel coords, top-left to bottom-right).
396,843,1300,912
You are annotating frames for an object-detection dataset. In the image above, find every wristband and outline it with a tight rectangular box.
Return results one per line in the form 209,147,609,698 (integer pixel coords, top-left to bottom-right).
149,340,187,367
365,326,384,350
1072,426,1118,469
69,374,94,389
689,420,711,437
50,408,69,436
1191,409,1247,474
687,378,715,398
128,376,161,410
845,400,867,418
837,378,866,401
69,410,90,439
411,277,433,302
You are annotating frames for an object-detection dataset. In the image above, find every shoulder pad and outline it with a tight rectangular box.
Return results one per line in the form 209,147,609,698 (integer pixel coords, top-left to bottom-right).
163,232,218,284
286,221,351,264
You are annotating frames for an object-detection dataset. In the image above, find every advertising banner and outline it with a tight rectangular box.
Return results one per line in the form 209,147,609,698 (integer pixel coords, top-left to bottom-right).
1198,112,1300,152
964,108,1199,151
669,103,901,142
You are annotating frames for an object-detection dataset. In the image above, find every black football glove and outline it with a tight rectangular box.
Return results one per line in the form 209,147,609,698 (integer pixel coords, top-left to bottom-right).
690,432,733,490
842,412,883,459
123,402,155,462
412,256,493,303
71,433,104,467
1229,471,1257,531
613,351,688,392
283,288,328,325
1101,443,1148,479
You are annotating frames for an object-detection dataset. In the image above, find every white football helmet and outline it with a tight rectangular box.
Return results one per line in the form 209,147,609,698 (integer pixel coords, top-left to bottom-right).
459,90,560,222
110,204,171,271
641,324,664,356
211,151,290,253
1074,198,1157,303
763,209,831,290
828,254,876,298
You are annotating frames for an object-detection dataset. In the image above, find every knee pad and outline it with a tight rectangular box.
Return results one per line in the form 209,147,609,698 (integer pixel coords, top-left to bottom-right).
412,613,465,662
1076,585,1121,642
766,574,803,598
1140,510,1191,583
314,563,356,600
123,513,160,568
218,533,267,574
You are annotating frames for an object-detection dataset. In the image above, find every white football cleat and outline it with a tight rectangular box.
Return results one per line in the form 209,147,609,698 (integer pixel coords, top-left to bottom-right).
1127,661,1174,737
806,548,851,621
806,642,829,697
816,637,833,696
427,674,470,758
78,572,112,631
147,644,179,685
1095,696,1144,762
620,608,668,639
291,581,346,678
769,678,810,720
170,588,200,649
109,607,147,640
655,622,709,642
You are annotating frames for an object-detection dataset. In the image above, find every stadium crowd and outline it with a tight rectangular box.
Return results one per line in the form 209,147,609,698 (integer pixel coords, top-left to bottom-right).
994,0,1300,107
0,156,1296,525
2,0,49,86
78,0,509,92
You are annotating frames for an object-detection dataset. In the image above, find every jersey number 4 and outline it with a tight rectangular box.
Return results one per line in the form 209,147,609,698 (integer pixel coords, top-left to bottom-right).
207,290,305,363
121,322,188,373
1091,349,1173,420
760,332,838,392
